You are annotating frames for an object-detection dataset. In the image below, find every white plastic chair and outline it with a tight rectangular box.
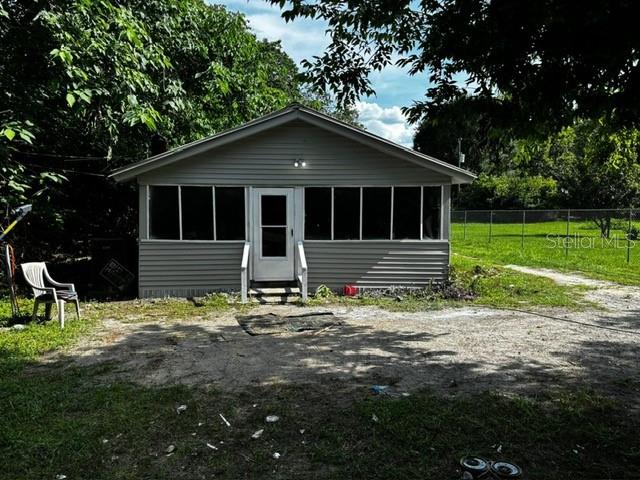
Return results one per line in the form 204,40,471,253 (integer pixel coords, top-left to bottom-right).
21,262,80,328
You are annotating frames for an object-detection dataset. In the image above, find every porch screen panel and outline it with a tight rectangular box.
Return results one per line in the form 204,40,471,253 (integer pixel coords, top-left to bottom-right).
333,188,360,240
393,187,421,239
304,187,331,240
215,187,246,240
149,186,179,239
423,186,441,239
362,187,391,239
181,187,213,240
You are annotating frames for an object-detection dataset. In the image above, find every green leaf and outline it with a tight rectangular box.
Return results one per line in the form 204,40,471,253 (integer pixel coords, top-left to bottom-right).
4,128,15,141
19,130,34,144
59,49,73,64
142,113,157,131
77,89,92,104
66,92,76,107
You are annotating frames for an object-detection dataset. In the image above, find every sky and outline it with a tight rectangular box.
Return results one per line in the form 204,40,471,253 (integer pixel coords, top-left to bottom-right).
214,0,428,146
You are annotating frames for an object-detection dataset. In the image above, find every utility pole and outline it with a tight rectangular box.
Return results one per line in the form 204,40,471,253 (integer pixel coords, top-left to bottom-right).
457,137,465,168
456,138,465,198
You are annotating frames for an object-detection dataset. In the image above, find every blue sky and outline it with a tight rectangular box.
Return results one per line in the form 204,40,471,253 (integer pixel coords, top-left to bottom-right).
213,0,427,146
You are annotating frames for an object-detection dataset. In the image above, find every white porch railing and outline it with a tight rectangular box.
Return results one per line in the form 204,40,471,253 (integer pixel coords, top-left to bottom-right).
240,242,251,303
296,241,308,302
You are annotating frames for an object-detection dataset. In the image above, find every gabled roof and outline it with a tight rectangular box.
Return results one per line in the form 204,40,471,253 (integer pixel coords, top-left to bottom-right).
110,103,476,183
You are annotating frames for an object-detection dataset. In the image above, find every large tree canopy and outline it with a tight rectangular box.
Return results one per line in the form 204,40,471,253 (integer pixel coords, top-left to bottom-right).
1,0,347,260
272,0,640,129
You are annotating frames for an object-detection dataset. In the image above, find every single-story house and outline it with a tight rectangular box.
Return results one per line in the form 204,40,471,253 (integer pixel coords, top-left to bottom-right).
110,103,475,301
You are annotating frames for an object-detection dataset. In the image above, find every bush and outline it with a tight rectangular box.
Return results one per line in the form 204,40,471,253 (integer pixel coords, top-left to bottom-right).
457,173,558,209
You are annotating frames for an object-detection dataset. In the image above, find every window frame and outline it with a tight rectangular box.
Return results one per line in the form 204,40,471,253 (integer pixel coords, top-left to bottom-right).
361,186,392,240
422,184,443,241
144,184,247,243
148,185,181,240
303,187,333,240
302,185,444,242
332,186,362,240
143,184,445,243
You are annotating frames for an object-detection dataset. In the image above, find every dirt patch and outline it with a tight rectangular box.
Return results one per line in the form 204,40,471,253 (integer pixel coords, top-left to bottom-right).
39,293,640,405
504,265,612,287
505,264,640,313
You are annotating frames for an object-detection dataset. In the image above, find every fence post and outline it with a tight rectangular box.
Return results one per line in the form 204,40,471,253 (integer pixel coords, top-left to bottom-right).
627,207,632,264
489,210,493,243
521,210,525,249
463,210,467,241
565,208,570,258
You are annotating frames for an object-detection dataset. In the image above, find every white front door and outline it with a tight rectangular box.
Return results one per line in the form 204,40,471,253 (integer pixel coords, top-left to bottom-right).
252,188,295,281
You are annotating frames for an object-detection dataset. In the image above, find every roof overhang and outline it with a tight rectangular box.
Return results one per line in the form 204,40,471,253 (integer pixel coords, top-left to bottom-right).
110,104,476,184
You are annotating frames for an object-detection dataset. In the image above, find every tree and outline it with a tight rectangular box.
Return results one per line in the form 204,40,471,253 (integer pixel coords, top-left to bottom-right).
413,95,511,173
456,173,558,210
272,0,640,129
0,0,332,260
525,119,640,236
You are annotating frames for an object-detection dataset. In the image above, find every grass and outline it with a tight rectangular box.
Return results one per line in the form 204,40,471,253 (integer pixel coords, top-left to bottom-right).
307,255,587,310
452,218,640,284
0,252,612,479
450,255,588,309
1,370,638,479
0,282,635,479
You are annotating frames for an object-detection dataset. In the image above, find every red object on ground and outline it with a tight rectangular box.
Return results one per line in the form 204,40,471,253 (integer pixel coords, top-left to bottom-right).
344,284,359,296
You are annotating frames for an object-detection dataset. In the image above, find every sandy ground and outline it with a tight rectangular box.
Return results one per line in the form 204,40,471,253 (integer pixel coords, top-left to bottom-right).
42,267,640,400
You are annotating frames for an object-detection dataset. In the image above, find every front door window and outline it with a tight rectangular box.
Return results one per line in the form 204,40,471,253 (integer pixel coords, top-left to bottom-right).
261,195,288,257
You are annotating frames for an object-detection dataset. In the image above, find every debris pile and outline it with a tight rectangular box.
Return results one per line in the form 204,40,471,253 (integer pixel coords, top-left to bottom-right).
236,312,344,335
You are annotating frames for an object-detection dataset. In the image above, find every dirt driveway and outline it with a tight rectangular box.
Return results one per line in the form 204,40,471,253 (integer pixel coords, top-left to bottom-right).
47,268,640,400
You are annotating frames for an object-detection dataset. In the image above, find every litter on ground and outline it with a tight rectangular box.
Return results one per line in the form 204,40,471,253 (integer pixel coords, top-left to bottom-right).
219,413,231,427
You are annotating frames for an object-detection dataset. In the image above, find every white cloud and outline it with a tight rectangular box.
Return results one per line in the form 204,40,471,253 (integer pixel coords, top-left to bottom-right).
214,1,329,64
216,0,419,148
244,12,329,64
356,101,416,147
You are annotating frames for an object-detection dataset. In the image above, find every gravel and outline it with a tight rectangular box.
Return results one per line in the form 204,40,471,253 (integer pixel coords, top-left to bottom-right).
43,267,640,403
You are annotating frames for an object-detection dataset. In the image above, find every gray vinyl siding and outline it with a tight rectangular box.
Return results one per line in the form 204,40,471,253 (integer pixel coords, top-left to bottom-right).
304,241,449,291
138,121,451,186
139,241,243,298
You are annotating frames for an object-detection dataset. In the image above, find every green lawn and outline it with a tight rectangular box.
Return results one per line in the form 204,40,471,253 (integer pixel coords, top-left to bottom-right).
452,217,640,284
1,304,638,479
3,371,637,479
307,254,587,310
0,255,623,479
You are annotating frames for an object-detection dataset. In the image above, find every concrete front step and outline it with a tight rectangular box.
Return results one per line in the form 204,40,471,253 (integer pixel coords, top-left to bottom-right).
249,283,301,304
250,294,301,305
250,286,301,296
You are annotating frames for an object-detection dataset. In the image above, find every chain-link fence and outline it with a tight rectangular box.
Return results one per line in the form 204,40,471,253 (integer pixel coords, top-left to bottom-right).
451,209,640,281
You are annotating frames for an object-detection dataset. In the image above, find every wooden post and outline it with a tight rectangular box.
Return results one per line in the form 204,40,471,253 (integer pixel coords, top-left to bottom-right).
2,243,19,320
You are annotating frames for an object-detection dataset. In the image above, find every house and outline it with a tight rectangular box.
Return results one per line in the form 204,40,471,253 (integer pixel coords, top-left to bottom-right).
110,104,475,301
